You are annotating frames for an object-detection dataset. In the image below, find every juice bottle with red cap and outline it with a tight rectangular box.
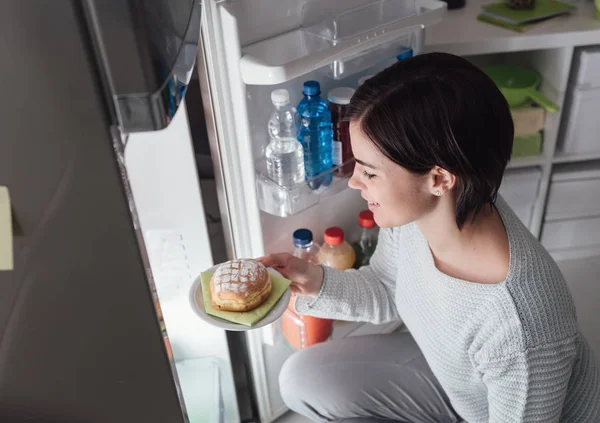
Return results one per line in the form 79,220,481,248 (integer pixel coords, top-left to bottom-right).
318,227,356,270
352,210,379,268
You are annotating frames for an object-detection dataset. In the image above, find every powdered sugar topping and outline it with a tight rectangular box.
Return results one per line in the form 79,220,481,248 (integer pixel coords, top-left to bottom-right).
213,259,267,297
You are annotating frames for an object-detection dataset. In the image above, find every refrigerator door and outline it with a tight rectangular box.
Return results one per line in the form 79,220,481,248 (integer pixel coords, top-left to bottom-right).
0,1,187,422
83,0,202,133
124,102,241,423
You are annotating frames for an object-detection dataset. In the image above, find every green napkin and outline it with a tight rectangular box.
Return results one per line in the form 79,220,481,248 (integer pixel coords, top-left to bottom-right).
199,271,290,326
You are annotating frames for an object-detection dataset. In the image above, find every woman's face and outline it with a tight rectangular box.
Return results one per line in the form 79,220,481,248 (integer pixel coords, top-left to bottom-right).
348,122,436,228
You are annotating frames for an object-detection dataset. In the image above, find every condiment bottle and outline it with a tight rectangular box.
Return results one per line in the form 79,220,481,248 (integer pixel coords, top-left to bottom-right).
328,87,355,177
318,227,356,270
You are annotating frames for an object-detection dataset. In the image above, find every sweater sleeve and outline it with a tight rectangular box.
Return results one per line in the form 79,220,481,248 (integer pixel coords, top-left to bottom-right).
477,336,578,422
294,227,401,324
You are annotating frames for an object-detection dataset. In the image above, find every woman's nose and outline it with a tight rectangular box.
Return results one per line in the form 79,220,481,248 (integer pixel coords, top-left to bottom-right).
348,171,364,190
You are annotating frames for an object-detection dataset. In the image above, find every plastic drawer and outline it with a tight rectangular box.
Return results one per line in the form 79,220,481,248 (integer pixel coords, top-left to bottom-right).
547,162,600,221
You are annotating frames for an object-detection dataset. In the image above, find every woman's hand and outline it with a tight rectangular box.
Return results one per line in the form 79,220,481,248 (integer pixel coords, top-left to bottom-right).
257,253,324,297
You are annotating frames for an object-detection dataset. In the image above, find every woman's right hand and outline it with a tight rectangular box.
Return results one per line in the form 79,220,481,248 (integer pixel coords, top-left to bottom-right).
256,253,324,297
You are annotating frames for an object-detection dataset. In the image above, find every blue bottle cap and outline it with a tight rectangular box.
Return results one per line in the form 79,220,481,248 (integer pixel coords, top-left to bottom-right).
293,229,313,247
397,48,414,61
303,81,321,96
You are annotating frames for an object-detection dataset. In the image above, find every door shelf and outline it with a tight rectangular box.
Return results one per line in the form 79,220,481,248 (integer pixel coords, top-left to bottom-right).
240,0,446,85
256,159,354,217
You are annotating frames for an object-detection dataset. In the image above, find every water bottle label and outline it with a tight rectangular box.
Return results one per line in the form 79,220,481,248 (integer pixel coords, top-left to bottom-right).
332,140,343,166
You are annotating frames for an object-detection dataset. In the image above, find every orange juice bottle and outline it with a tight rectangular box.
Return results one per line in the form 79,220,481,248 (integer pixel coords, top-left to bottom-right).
318,227,356,270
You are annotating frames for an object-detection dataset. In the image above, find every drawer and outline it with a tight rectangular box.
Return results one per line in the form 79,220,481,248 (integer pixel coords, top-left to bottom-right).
547,179,600,220
560,87,600,154
572,47,600,90
541,216,600,251
547,162,600,221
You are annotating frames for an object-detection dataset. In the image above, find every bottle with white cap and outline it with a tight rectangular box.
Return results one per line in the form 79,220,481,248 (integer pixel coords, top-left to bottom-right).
265,89,305,189
328,86,356,176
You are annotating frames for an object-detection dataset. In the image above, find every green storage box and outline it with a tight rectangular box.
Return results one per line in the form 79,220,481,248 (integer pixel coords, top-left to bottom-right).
512,132,542,158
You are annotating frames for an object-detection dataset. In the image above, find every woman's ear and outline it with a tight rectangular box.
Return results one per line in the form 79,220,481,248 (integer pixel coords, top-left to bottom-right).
429,166,456,197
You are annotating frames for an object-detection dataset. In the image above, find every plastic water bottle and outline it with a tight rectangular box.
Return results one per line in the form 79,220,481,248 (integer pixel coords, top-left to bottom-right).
265,89,305,189
292,229,320,265
297,81,333,190
282,228,332,350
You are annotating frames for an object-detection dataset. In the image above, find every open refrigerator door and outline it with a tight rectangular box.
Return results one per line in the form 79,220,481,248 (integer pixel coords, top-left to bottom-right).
125,104,240,422
199,0,446,421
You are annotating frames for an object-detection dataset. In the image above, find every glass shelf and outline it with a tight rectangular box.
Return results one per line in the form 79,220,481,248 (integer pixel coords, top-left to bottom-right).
256,159,355,217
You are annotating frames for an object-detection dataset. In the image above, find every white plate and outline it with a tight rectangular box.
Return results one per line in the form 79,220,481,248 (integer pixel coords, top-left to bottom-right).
189,264,291,331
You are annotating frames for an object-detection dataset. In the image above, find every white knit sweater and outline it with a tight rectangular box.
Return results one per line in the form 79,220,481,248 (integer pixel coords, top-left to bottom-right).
295,198,600,422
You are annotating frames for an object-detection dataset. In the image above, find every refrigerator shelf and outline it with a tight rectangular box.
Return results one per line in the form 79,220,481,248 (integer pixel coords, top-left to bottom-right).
256,159,355,217
240,0,446,85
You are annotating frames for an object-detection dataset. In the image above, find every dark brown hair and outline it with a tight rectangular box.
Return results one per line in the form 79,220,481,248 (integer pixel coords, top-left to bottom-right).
346,52,514,229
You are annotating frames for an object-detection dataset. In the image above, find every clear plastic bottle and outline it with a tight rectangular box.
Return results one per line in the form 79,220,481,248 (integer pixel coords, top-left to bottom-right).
352,210,379,269
297,81,333,190
318,227,356,270
265,89,305,189
282,228,332,350
292,229,320,264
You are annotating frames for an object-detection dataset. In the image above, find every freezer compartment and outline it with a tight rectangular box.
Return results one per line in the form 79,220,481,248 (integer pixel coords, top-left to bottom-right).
256,158,354,217
498,167,542,229
240,0,445,85
546,161,600,221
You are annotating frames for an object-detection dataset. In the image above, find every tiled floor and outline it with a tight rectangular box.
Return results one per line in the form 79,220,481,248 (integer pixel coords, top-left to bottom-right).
274,255,600,423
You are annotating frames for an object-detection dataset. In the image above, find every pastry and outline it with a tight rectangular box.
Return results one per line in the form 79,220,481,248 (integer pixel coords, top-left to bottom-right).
210,259,272,312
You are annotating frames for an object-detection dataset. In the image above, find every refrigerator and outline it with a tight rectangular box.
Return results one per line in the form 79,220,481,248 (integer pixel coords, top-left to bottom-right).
0,0,445,422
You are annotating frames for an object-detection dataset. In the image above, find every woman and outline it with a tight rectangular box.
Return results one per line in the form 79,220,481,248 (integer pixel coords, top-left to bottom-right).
259,53,600,422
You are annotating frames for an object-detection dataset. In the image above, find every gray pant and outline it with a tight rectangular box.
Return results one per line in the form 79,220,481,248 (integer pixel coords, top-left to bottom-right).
279,331,462,423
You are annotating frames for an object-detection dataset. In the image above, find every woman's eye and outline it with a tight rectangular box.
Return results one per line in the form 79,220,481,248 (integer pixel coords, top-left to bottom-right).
362,170,376,180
